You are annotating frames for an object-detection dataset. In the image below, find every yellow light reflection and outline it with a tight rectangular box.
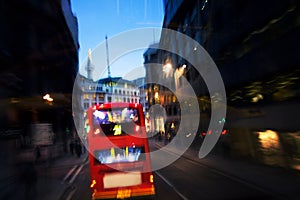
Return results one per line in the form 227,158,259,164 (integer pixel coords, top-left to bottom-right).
257,130,280,149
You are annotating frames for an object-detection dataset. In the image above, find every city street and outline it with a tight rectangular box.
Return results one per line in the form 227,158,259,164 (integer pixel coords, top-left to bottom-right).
1,1,300,200
61,139,300,200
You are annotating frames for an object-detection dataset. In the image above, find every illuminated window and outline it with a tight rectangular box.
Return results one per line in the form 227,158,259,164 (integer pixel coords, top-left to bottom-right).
84,94,89,100
172,95,176,103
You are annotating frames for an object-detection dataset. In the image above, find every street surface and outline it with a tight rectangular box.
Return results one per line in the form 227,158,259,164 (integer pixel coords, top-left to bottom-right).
5,139,298,200
62,139,300,200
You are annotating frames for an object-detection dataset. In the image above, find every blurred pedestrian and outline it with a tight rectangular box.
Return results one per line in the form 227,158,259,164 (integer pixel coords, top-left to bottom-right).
34,145,41,163
75,140,82,158
69,139,74,155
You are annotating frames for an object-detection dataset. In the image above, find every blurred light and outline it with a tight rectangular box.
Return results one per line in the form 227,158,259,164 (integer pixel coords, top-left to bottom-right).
113,124,122,135
171,122,175,129
252,94,264,102
43,94,53,102
202,0,208,10
257,130,280,149
135,126,140,132
94,128,100,135
150,175,154,183
218,117,226,124
90,179,96,188
175,65,186,77
221,130,227,135
163,62,172,78
10,98,20,103
93,110,105,119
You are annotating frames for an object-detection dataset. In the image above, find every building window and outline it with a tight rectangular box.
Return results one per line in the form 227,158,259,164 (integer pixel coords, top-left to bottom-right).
97,86,103,91
172,95,176,103
84,102,89,109
99,94,104,101
84,94,89,100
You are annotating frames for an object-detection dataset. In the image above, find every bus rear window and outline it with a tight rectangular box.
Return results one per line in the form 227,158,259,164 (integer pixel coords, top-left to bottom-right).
94,146,145,165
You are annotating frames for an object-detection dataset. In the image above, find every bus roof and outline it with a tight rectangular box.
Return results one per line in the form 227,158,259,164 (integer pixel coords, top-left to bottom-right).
91,103,142,110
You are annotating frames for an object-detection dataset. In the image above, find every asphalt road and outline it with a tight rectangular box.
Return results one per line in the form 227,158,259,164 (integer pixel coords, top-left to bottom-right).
65,142,281,200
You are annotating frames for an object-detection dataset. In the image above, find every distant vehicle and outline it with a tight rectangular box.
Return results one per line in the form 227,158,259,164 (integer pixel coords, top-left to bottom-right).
87,103,156,199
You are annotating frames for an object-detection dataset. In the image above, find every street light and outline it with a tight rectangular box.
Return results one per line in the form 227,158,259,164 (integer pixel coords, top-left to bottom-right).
43,93,53,105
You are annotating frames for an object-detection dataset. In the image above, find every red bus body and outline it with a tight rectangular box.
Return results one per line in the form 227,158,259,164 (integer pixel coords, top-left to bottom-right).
87,103,155,199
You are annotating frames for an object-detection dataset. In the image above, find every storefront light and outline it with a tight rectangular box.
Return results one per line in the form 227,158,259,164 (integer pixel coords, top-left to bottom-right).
163,62,172,78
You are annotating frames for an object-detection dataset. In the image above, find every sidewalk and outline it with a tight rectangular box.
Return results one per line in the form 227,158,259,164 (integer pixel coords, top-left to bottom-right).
152,139,300,199
1,152,88,200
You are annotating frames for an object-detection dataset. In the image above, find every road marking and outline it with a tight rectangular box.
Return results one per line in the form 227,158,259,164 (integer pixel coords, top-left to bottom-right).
155,171,189,200
69,164,84,184
66,186,77,200
62,165,78,183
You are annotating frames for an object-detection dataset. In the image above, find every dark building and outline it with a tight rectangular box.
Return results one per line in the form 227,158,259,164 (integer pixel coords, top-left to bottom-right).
144,0,300,169
0,0,79,152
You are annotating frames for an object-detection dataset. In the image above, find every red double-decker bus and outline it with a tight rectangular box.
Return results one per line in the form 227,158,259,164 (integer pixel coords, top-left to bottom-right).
87,103,156,199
